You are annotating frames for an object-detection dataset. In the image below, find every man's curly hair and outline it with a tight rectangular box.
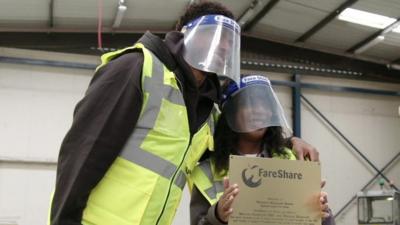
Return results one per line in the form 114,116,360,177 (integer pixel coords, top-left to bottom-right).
175,1,235,31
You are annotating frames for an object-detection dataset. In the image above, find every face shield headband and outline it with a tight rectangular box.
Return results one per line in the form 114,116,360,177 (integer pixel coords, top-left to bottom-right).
181,14,241,84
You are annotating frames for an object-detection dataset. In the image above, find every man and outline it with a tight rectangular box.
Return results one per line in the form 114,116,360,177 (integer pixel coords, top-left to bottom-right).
49,2,319,225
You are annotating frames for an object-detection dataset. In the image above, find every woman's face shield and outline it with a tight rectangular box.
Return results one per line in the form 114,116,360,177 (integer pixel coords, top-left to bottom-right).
182,15,241,84
222,78,291,133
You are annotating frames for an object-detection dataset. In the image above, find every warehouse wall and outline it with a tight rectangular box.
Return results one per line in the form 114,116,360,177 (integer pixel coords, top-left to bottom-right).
0,48,96,225
0,48,399,225
300,76,400,225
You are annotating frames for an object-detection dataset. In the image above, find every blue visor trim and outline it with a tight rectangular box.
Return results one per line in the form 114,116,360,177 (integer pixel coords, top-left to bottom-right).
184,14,240,33
221,81,238,106
221,75,272,106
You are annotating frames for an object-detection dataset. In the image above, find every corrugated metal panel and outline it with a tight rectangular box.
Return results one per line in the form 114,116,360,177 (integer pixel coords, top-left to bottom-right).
0,0,399,63
340,0,400,61
118,0,188,30
363,42,400,61
352,0,400,18
285,0,344,11
215,0,253,19
307,19,378,51
378,31,400,62
54,0,188,30
54,0,114,28
384,32,400,49
250,23,300,42
250,0,341,42
0,0,49,27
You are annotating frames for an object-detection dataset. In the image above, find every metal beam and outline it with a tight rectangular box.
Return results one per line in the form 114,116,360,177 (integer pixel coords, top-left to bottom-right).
242,61,400,84
334,151,400,219
270,80,400,96
49,0,55,28
242,0,280,32
292,74,301,137
301,94,399,191
348,19,400,53
0,32,149,55
0,157,57,166
237,0,258,23
300,82,400,96
241,36,400,82
392,57,400,64
296,0,358,43
2,54,399,96
0,32,399,81
0,56,96,70
0,27,169,34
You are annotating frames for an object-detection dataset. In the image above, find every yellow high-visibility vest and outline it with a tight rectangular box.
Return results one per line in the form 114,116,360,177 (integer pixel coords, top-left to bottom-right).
81,43,215,225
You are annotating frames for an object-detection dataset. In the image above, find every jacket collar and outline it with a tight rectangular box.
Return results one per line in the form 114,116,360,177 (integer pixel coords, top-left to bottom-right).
137,31,177,72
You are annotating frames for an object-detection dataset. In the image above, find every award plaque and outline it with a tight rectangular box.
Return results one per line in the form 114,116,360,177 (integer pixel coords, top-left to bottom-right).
229,155,321,225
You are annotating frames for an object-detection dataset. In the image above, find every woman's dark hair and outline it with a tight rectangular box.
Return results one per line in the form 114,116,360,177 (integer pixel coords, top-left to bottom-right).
175,1,235,31
212,113,287,173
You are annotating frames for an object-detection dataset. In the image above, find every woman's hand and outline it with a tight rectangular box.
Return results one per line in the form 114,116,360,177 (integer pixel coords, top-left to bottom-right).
216,177,239,223
320,180,331,219
320,191,330,218
291,137,320,161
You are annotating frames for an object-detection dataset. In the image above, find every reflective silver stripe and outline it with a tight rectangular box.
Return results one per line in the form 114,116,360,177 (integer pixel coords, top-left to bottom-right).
207,105,218,134
165,85,184,105
137,52,184,130
199,160,224,200
205,188,215,200
215,181,224,194
205,181,224,200
119,48,186,189
199,160,213,178
142,79,184,107
174,170,186,189
121,130,177,178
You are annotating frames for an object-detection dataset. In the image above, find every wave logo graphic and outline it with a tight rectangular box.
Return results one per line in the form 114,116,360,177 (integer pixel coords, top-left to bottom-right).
241,165,262,188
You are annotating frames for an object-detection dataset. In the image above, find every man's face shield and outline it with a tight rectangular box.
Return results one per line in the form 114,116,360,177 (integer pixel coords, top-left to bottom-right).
182,15,241,84
222,76,291,133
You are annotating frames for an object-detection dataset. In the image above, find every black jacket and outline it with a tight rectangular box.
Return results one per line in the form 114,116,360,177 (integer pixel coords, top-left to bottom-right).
50,31,220,225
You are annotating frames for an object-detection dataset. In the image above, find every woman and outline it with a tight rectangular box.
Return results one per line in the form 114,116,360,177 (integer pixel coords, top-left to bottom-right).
189,75,335,225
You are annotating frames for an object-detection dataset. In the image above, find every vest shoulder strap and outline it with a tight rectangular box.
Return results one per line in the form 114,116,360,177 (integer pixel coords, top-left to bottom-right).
191,159,225,205
272,147,296,160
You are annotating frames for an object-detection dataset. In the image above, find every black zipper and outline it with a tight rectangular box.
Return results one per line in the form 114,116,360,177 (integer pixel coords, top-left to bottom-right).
155,76,191,225
154,76,213,225
155,135,193,225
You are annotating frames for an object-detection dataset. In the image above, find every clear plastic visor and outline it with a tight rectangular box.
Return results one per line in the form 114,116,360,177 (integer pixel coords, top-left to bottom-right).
182,15,241,84
223,85,291,133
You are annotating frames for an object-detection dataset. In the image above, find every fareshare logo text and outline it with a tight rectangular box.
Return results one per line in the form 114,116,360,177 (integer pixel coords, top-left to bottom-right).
241,165,304,188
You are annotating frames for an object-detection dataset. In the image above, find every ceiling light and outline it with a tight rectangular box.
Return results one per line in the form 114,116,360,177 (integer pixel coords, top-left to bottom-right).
338,8,396,29
112,0,127,28
393,24,400,33
388,63,400,71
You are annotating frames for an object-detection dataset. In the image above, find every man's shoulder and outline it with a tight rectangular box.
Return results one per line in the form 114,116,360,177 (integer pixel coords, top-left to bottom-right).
97,50,144,76
108,50,144,66
91,50,144,87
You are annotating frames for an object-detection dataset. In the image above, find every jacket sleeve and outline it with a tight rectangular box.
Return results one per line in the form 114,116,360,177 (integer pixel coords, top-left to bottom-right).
322,209,336,225
190,186,227,225
50,52,144,225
